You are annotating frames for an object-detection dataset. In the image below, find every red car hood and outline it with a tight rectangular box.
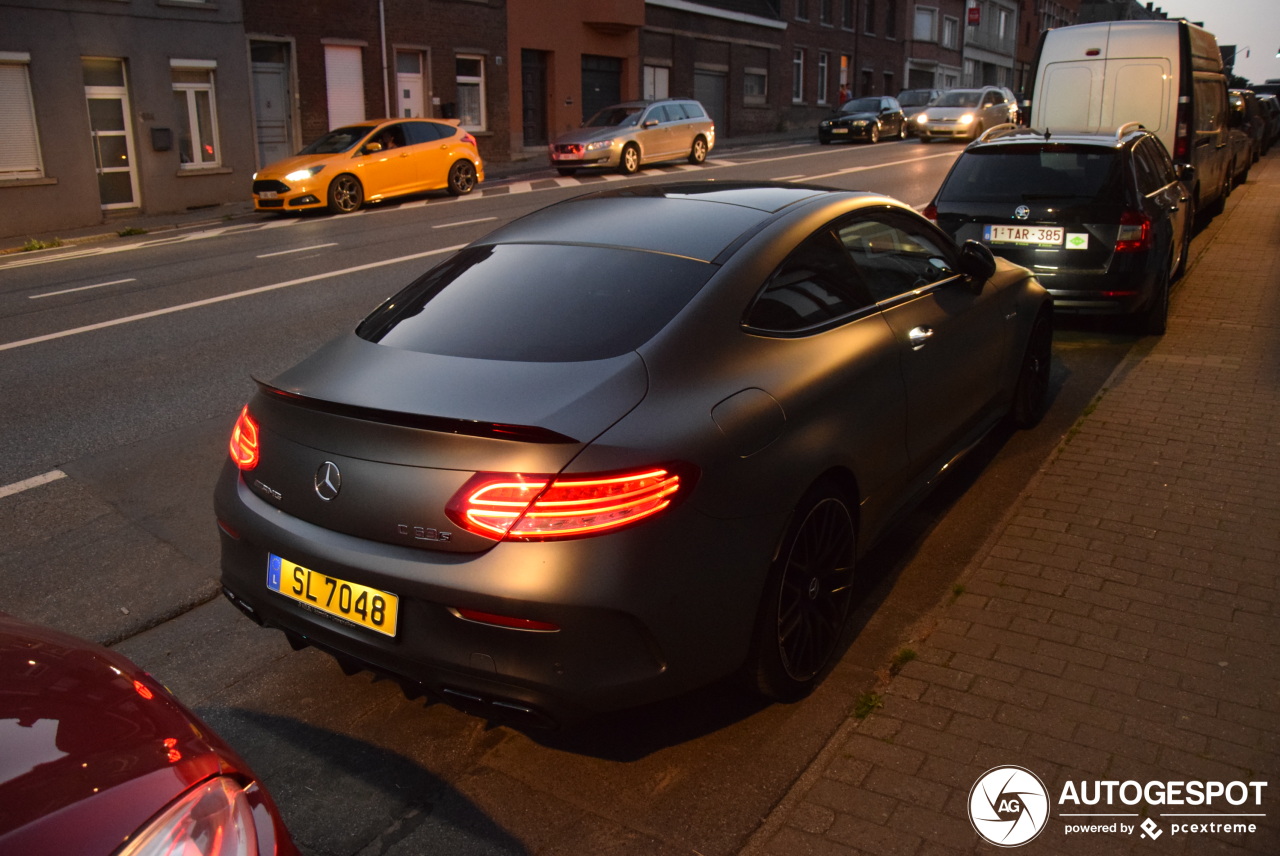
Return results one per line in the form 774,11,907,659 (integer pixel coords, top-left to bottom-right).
0,615,240,854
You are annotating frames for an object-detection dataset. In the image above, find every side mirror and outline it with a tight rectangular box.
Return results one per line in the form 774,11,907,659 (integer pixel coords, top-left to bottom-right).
364,141,384,154
958,240,997,289
642,119,660,129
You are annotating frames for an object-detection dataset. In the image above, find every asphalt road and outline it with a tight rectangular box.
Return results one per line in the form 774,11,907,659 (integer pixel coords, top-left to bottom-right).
0,138,1137,856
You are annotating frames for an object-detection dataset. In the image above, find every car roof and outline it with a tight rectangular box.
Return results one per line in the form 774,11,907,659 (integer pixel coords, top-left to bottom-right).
965,125,1143,150
474,182,858,263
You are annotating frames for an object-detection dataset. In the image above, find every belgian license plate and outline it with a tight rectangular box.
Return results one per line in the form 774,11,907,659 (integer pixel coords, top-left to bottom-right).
258,191,278,199
267,554,399,637
832,127,848,133
984,224,1064,246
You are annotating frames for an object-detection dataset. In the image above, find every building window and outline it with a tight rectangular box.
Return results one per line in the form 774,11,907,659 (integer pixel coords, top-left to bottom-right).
817,52,830,104
0,54,43,179
796,0,808,21
999,9,1011,43
744,67,768,105
171,60,220,168
914,6,938,41
820,0,832,25
324,44,365,129
455,55,486,131
842,0,855,29
864,0,876,34
792,49,805,103
885,0,898,38
942,16,960,49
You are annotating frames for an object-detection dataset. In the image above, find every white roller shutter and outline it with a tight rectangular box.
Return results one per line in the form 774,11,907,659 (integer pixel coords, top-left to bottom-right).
0,59,43,178
325,45,365,129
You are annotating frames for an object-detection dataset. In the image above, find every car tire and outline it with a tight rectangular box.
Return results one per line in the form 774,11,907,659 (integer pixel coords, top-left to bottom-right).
970,122,985,142
867,124,880,144
688,136,708,165
556,167,577,177
897,122,908,140
446,160,477,196
618,144,640,175
326,174,364,214
1010,310,1053,428
747,479,856,702
1137,264,1170,336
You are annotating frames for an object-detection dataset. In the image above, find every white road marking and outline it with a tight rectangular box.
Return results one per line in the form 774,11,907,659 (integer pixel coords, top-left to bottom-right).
29,279,136,299
257,244,339,258
432,217,497,230
0,469,66,500
0,245,466,353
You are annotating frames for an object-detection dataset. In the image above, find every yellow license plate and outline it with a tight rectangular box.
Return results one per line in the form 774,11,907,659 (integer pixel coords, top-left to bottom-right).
267,554,399,637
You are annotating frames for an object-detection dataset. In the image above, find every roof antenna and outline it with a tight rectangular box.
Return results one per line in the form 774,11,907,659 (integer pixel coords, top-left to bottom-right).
1045,128,1052,140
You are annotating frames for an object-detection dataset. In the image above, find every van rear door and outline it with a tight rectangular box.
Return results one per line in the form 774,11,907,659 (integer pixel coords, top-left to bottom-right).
1036,57,1172,141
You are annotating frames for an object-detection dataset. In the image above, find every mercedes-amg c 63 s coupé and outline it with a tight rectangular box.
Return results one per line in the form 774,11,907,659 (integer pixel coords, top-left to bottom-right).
215,182,1052,727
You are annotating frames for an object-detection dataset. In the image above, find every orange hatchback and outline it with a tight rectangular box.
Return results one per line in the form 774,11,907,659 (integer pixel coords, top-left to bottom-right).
252,118,484,214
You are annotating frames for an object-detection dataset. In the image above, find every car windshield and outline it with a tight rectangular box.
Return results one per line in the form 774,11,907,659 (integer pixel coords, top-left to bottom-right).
298,126,377,155
356,243,715,362
941,145,1121,203
583,106,644,128
933,91,982,108
841,98,882,114
897,91,934,107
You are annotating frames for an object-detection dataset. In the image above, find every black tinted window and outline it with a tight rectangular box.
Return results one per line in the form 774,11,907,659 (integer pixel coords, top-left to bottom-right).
404,121,448,144
838,215,957,303
940,145,1121,203
357,244,714,362
746,230,872,333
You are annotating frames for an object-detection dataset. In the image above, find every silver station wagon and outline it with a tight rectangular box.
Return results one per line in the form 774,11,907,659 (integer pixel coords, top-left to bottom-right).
549,99,716,175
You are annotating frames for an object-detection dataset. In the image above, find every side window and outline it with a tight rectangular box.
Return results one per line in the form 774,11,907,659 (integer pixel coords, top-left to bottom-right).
746,229,874,333
373,123,408,150
404,121,445,144
1132,139,1168,194
837,214,958,304
1147,136,1179,185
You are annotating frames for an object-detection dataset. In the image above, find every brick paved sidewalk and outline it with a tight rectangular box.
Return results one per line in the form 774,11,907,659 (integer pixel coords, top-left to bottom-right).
744,153,1280,856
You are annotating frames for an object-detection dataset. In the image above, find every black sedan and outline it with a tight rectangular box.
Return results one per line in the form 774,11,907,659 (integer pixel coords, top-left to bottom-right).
215,182,1052,726
924,125,1193,334
819,97,908,144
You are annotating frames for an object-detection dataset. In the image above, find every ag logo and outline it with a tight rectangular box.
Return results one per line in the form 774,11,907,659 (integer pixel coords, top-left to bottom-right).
968,765,1049,847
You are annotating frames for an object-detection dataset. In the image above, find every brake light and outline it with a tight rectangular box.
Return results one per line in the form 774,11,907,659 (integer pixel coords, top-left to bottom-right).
450,608,560,632
922,203,938,223
1174,98,1191,160
447,467,688,541
1115,209,1152,252
461,132,477,146
229,405,259,470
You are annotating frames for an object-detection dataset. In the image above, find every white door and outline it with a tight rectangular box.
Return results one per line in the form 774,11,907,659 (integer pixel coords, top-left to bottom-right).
82,58,139,210
396,50,426,118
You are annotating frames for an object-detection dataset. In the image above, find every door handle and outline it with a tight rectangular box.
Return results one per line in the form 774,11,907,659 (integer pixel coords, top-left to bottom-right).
908,326,934,350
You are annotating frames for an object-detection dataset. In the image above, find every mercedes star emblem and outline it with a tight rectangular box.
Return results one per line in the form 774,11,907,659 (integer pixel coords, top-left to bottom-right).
314,461,342,501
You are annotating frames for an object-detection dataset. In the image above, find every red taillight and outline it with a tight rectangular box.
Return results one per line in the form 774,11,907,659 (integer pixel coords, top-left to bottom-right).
461,132,477,146
1115,209,1152,252
1174,100,1191,160
229,405,259,470
922,203,938,223
447,467,688,541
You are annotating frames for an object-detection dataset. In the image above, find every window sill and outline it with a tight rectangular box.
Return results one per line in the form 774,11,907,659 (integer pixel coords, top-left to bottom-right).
0,176,57,188
176,166,232,176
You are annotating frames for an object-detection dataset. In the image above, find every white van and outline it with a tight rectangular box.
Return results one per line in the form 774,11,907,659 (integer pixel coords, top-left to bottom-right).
1029,19,1232,219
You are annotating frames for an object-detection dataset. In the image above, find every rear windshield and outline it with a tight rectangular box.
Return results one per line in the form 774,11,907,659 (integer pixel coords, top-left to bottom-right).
356,244,715,362
940,145,1121,203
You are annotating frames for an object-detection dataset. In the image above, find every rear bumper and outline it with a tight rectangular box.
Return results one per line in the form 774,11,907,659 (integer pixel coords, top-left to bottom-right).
1036,265,1160,316
215,465,780,725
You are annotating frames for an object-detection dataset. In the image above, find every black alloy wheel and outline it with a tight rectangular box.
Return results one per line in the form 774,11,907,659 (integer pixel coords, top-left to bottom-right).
1174,203,1195,281
1010,311,1053,428
1137,263,1171,336
447,160,477,196
326,174,364,214
750,481,856,701
867,124,880,144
